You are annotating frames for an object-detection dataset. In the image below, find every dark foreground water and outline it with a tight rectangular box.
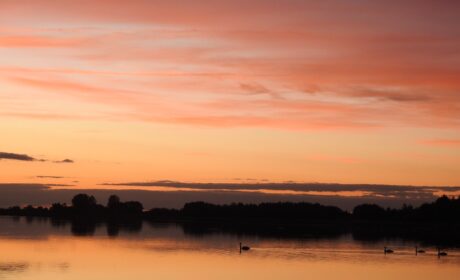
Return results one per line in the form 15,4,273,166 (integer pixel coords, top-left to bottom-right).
0,216,459,280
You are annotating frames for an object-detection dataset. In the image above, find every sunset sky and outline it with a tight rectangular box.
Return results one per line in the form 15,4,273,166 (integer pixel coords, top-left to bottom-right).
1,1,460,207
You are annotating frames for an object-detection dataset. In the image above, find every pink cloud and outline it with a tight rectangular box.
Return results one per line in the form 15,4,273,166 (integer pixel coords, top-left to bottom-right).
1,0,460,132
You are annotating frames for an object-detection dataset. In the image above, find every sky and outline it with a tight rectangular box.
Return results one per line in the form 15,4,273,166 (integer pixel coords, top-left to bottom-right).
1,0,460,208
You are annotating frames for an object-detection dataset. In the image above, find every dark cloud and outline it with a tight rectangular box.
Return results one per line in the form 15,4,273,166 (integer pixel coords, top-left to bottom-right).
103,180,460,196
0,152,74,164
0,183,437,211
97,181,460,210
0,152,36,161
36,176,66,179
1,181,458,211
53,159,74,163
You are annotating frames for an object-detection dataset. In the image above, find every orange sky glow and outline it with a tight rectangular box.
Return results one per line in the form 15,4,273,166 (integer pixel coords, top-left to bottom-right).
1,0,460,193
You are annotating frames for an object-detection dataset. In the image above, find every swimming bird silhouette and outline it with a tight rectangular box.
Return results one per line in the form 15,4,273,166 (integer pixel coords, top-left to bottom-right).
438,248,448,257
384,247,394,254
415,246,426,255
240,242,250,252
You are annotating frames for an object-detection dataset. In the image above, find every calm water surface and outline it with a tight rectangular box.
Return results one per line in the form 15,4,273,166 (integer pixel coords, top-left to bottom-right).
0,216,459,280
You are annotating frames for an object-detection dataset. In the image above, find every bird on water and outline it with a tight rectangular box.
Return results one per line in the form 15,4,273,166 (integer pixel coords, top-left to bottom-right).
415,246,426,255
438,248,448,257
240,242,250,252
384,247,394,254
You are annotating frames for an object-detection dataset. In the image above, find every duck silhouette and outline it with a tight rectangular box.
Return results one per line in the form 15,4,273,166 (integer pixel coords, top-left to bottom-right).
438,248,448,257
240,242,250,252
384,247,394,254
415,246,426,255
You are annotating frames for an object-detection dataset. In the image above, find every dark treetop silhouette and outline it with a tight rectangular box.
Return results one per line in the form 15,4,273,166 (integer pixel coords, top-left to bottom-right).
1,194,460,243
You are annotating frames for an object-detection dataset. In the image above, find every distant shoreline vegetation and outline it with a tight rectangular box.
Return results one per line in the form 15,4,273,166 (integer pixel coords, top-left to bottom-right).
1,194,460,243
1,193,459,222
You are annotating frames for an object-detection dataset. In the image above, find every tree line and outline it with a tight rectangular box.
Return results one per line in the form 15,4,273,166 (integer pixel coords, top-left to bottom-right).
1,193,459,224
0,194,143,221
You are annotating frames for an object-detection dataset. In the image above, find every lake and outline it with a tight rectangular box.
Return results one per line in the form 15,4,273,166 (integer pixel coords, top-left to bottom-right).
0,216,459,280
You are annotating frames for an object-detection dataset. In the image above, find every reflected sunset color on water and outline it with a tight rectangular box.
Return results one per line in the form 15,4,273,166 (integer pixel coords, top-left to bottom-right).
1,217,459,280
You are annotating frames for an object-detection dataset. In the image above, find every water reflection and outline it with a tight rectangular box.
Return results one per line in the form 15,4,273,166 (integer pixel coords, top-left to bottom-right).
0,262,29,272
1,216,460,248
0,216,460,280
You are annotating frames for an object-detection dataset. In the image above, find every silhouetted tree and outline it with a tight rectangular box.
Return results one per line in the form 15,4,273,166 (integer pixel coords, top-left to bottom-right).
107,195,121,209
123,201,143,215
352,204,386,220
72,194,97,209
2,193,460,244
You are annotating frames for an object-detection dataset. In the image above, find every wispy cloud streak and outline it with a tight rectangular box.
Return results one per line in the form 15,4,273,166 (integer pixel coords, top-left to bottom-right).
0,152,37,161
0,1,459,131
0,152,74,164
